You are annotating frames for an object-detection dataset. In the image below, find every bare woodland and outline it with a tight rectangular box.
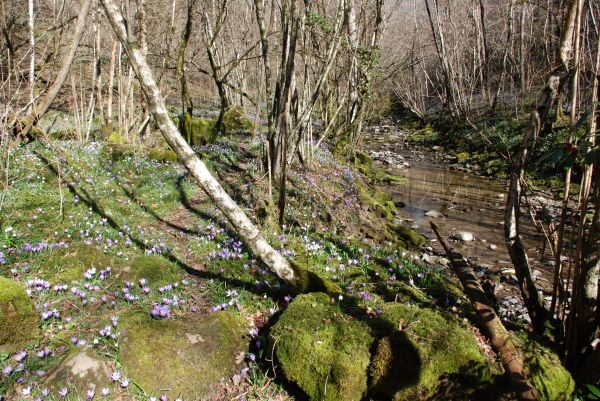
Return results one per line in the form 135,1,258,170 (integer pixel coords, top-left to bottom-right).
1,0,600,398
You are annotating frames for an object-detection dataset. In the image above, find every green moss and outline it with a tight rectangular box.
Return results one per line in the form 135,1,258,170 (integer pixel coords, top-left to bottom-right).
41,244,112,284
354,151,374,177
456,152,471,163
375,170,407,185
120,311,246,399
0,277,40,352
388,223,426,247
290,261,343,295
148,148,179,163
124,255,179,285
179,113,216,146
370,303,493,400
270,293,373,401
221,106,254,132
514,332,575,401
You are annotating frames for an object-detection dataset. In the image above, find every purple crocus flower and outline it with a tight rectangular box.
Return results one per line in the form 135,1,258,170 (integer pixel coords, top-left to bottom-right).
58,387,69,397
86,388,95,399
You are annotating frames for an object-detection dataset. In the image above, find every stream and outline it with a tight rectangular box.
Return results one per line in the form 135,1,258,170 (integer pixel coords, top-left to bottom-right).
366,126,559,323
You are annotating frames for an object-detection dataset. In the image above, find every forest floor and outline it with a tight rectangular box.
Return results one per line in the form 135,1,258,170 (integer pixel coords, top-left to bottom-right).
0,123,576,401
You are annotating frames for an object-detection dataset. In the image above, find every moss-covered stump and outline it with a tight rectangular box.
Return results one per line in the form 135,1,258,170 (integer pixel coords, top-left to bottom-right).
0,277,40,352
269,292,373,401
121,255,179,285
370,303,493,400
119,311,246,399
45,347,112,394
514,332,575,401
222,106,254,132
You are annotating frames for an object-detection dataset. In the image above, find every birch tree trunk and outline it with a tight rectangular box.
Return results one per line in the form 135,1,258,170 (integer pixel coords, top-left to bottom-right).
99,0,304,288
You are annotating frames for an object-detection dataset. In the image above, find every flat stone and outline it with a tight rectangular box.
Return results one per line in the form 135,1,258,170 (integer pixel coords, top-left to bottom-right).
452,231,474,242
45,347,112,393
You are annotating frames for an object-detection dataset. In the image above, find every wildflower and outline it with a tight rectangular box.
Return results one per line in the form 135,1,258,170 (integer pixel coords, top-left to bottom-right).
111,370,122,382
58,387,69,397
120,378,130,387
3,365,13,376
86,388,95,399
101,388,110,396
14,350,27,362
22,386,31,396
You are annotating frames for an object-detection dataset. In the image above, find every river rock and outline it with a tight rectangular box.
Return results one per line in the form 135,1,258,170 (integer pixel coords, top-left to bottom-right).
425,210,444,218
489,244,498,250
452,231,474,242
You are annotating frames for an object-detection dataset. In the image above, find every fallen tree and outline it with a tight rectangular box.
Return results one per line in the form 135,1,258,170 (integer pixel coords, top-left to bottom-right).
431,222,540,401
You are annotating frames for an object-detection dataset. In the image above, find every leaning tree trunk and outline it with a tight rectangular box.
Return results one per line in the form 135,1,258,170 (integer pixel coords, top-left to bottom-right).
504,0,579,333
18,0,92,139
99,0,306,288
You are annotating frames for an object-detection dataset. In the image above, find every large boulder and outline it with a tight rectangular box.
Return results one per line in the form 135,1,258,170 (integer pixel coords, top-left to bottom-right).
0,277,39,352
119,311,246,399
269,293,373,401
370,303,493,400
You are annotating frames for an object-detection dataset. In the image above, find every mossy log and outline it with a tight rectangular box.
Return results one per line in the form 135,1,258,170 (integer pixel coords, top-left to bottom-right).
430,222,539,401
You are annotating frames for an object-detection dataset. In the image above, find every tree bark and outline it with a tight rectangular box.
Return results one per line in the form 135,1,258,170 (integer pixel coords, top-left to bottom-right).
99,0,302,287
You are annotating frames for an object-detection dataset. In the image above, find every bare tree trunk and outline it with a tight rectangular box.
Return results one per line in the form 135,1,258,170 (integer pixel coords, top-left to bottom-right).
28,0,35,113
504,0,579,333
99,0,307,288
106,41,117,126
177,0,195,117
19,0,93,139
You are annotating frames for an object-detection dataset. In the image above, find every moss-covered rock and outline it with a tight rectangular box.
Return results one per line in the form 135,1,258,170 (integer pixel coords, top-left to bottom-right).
102,132,135,161
122,255,179,285
45,347,112,394
148,148,178,163
514,332,575,401
370,303,493,400
270,293,373,401
178,113,216,146
119,311,246,399
375,170,407,185
0,277,39,352
221,106,254,132
388,223,426,247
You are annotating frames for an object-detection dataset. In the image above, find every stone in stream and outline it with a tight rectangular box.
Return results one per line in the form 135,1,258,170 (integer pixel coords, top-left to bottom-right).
424,210,444,218
451,231,474,242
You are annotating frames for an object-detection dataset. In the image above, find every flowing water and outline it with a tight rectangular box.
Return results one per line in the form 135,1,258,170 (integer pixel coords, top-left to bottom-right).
366,128,557,319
